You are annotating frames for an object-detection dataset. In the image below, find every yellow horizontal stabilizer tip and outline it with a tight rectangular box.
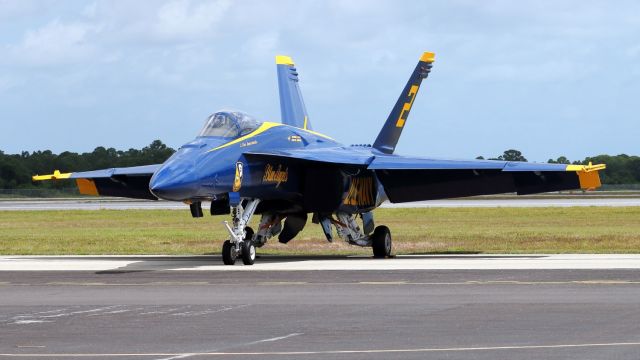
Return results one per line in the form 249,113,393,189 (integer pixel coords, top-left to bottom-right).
275,55,294,66
32,170,72,181
420,51,435,63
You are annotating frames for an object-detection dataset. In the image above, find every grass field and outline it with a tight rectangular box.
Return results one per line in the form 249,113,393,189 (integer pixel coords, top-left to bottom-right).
1,207,639,255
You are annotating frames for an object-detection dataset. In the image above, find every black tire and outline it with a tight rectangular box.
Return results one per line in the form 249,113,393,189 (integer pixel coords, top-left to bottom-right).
244,226,254,241
241,240,256,265
222,240,236,265
371,225,392,258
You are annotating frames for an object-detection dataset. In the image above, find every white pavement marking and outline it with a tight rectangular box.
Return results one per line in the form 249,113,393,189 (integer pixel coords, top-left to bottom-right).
2,197,640,211
248,333,303,345
4,306,124,325
153,333,302,360
3,341,640,357
11,320,51,325
2,254,640,272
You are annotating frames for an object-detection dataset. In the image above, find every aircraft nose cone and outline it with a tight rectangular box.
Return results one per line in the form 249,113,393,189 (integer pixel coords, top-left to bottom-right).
149,165,198,201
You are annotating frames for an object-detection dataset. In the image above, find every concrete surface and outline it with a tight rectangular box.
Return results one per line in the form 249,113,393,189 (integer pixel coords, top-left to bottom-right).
2,254,640,272
1,267,640,359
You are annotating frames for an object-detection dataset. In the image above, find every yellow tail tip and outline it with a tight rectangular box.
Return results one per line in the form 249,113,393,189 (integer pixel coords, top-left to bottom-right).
420,52,435,63
275,55,294,66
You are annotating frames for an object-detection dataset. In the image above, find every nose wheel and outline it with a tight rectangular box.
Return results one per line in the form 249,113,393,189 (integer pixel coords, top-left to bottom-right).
241,239,256,265
222,240,237,265
221,198,260,265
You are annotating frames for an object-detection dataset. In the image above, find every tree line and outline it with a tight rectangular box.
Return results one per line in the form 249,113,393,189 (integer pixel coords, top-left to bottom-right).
0,144,639,189
0,140,175,189
476,149,640,185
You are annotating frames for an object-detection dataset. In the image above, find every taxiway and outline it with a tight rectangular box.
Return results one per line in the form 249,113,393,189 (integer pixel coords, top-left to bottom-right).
1,255,640,359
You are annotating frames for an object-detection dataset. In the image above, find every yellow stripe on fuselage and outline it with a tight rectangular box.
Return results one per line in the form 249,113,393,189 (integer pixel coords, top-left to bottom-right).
206,121,335,153
207,122,283,152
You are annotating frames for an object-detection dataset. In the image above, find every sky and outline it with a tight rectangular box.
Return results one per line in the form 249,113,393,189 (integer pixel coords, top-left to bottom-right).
1,0,639,162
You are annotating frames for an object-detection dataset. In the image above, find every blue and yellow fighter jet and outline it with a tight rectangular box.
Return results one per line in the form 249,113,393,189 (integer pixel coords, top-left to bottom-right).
34,52,606,265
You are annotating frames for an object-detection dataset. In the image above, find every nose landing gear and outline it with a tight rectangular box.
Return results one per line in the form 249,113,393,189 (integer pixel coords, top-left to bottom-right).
221,198,260,266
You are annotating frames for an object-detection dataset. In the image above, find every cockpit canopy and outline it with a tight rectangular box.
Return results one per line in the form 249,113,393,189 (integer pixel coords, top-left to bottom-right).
198,111,262,138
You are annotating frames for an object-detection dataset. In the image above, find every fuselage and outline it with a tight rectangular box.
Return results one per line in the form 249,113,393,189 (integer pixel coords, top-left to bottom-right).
149,120,386,214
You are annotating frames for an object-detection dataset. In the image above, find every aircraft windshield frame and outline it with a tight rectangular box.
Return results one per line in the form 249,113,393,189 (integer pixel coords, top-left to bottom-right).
198,111,262,138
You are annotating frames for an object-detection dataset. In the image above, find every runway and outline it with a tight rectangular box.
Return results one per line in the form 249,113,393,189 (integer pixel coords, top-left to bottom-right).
2,256,640,359
2,196,640,210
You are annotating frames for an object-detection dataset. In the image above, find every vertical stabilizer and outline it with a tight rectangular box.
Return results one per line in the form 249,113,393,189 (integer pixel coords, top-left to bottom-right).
276,55,311,130
372,52,435,154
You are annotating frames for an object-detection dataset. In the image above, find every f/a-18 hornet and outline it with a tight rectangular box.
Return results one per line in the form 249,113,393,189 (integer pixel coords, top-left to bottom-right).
34,52,605,265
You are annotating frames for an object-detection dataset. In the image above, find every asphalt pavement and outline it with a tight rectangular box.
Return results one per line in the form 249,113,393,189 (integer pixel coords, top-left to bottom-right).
2,256,640,359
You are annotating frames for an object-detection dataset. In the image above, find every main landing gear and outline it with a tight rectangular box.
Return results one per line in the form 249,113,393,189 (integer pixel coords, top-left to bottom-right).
221,199,260,265
371,225,392,258
220,200,392,264
323,212,392,258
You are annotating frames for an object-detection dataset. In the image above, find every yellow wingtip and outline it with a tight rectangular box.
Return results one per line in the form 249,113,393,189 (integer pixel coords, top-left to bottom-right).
420,51,435,63
32,170,72,181
276,55,295,66
565,163,606,191
565,163,607,173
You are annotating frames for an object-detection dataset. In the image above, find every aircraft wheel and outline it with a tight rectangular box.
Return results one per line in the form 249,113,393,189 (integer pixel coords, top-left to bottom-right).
222,240,236,265
372,225,392,258
241,240,256,265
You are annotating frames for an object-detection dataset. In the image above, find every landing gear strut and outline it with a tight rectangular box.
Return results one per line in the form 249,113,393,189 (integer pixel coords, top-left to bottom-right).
221,199,260,265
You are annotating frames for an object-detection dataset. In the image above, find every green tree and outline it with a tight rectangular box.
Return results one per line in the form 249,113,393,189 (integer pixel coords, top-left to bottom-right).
548,156,570,164
497,149,527,162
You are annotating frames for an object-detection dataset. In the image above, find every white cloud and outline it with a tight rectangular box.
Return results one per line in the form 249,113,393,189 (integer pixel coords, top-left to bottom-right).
0,75,18,93
153,0,231,41
0,0,36,20
6,20,100,66
242,32,279,60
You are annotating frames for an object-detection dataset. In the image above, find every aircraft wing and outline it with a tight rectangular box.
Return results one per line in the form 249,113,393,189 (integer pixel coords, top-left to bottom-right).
369,155,605,202
32,164,161,200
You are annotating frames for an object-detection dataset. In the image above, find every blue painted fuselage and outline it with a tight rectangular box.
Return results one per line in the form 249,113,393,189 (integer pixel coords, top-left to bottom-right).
149,122,384,214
